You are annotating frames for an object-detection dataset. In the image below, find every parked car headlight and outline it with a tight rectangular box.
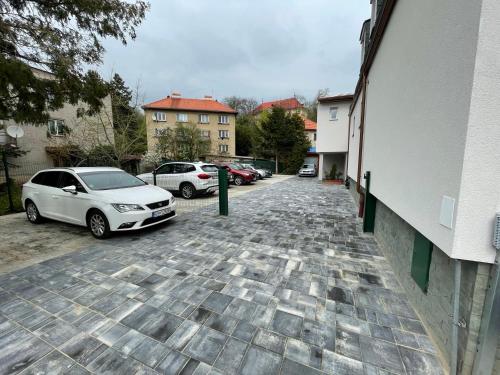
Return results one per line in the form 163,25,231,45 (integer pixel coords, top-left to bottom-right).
170,196,175,204
111,203,145,213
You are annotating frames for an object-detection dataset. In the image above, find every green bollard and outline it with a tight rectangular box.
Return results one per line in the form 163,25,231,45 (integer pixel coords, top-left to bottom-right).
218,168,228,216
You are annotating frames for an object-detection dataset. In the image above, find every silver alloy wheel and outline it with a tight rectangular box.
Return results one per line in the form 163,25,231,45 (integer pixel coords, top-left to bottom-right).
234,176,243,186
26,203,37,222
182,185,194,199
90,213,105,237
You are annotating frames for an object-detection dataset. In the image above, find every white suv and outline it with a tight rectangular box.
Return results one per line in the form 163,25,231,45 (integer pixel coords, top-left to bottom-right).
22,167,176,239
137,162,219,199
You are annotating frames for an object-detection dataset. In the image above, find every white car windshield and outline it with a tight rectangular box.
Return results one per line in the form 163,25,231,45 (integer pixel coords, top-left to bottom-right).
78,171,146,190
303,165,314,169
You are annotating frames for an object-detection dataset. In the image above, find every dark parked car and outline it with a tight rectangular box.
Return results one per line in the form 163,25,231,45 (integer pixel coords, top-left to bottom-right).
216,163,254,186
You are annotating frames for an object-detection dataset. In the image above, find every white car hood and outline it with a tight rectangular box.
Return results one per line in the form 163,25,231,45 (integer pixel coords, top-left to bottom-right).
92,184,172,205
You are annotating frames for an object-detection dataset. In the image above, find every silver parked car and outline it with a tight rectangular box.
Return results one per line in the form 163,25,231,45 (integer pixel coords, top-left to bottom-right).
298,163,317,177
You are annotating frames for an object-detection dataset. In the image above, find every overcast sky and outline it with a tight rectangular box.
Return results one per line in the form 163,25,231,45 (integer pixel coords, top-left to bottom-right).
99,0,370,105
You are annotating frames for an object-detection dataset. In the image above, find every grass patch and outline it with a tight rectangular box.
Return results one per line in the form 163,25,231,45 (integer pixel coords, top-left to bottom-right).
0,180,23,215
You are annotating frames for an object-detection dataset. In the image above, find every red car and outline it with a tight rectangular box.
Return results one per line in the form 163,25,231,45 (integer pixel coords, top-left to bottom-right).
217,163,254,186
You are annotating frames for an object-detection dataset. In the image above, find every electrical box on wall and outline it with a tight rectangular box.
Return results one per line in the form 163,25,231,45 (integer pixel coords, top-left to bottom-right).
494,213,500,250
439,196,455,229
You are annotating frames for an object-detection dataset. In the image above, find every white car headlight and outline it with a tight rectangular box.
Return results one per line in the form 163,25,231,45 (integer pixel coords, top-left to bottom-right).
111,203,145,213
170,196,175,204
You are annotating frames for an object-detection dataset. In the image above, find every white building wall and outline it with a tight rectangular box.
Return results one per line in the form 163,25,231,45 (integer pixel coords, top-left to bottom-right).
316,101,351,153
358,0,484,259
347,98,362,184
452,0,500,263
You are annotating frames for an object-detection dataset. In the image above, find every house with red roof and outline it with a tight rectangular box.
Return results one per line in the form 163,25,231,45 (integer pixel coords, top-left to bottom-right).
254,97,318,164
143,92,237,157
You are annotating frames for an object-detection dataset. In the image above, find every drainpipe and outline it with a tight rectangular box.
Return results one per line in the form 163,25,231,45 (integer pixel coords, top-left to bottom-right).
451,259,462,375
356,74,368,217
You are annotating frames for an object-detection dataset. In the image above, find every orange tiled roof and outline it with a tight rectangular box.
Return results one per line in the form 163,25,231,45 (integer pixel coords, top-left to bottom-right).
143,96,237,114
304,118,317,131
254,97,304,112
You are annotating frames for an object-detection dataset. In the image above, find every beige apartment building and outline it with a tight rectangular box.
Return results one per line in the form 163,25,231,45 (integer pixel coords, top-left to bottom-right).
143,93,237,158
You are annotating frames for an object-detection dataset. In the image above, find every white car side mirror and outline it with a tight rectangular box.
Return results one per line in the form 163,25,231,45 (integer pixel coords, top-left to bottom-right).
62,185,77,194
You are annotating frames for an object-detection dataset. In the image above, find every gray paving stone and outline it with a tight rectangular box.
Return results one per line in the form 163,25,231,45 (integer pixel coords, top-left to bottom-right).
60,333,107,366
183,326,228,365
281,358,325,375
232,320,257,342
0,328,52,375
205,313,238,335
165,319,201,351
322,350,363,375
399,347,444,374
253,328,286,355
359,335,404,373
369,323,395,343
156,349,190,374
35,319,80,347
302,320,335,351
271,310,303,338
21,350,76,375
122,304,183,342
285,337,310,365
201,291,234,314
213,337,247,373
239,345,282,375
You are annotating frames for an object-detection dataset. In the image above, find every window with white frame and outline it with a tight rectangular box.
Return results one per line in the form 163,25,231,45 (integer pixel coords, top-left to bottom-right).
218,144,229,153
199,114,209,123
176,113,188,122
153,112,166,122
218,115,229,124
329,107,338,121
155,128,167,137
201,130,210,138
218,130,229,139
48,119,66,136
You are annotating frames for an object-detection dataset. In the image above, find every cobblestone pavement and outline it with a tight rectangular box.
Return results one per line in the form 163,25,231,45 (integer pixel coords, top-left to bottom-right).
0,178,444,374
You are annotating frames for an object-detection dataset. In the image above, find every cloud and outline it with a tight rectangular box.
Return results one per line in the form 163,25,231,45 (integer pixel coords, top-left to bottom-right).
98,0,370,103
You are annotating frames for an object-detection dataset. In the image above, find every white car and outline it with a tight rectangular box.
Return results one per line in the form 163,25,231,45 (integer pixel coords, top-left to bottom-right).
137,162,219,199
22,167,176,239
298,164,317,177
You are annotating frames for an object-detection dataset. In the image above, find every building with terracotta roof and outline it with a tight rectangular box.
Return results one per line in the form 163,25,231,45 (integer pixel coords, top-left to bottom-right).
254,97,306,116
143,93,237,157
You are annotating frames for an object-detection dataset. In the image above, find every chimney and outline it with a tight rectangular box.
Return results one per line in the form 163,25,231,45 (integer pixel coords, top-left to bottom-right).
203,95,214,100
171,92,181,98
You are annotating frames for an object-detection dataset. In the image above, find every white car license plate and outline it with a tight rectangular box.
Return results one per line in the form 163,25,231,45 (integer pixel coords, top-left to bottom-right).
152,207,171,218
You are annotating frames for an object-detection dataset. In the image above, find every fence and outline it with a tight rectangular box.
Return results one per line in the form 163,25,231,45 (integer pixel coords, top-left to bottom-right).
0,155,229,218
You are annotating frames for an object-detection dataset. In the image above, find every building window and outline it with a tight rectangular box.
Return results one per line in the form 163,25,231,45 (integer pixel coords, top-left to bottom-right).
329,107,338,121
201,130,210,138
313,133,317,141
176,113,188,123
199,114,209,124
154,128,167,137
218,115,229,124
153,112,166,122
48,119,66,136
219,144,229,153
218,130,229,139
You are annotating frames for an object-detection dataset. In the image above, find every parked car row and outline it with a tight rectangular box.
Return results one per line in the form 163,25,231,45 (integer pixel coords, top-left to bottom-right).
21,162,273,239
138,161,273,196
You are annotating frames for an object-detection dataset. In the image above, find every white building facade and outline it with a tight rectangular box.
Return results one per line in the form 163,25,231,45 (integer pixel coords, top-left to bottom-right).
347,0,500,374
316,95,352,180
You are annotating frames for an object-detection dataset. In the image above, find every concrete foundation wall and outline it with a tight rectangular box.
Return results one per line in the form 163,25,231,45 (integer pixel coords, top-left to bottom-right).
372,198,490,374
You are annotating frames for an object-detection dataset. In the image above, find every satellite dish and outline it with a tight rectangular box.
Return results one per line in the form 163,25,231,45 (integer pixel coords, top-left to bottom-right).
6,125,24,139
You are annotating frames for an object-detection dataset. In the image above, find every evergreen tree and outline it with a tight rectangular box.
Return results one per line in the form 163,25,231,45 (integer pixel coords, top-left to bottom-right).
259,107,310,173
